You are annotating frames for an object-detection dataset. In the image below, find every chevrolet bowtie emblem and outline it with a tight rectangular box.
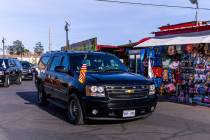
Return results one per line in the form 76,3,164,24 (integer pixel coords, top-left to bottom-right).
125,89,135,94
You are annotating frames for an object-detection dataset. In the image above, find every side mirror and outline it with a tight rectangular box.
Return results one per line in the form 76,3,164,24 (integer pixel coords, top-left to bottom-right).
54,66,68,73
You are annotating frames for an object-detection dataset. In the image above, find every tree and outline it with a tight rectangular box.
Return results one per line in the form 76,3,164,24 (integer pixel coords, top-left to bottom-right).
7,45,16,55
23,48,30,55
34,42,44,55
7,40,24,55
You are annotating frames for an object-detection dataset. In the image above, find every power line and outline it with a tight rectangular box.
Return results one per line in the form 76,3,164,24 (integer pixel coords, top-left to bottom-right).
96,0,210,11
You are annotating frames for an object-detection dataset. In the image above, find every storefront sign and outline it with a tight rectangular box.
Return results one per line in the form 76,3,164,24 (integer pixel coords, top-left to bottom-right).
61,38,97,51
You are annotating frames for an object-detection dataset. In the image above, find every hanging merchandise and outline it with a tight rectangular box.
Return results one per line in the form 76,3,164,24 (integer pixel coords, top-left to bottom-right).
162,58,171,68
185,44,193,53
204,44,210,55
203,96,210,104
140,49,146,61
166,83,176,93
176,45,183,54
153,78,163,88
168,46,176,56
152,67,163,78
148,56,154,79
163,69,169,82
169,61,180,69
154,46,164,57
168,69,173,83
151,49,155,58
153,57,162,67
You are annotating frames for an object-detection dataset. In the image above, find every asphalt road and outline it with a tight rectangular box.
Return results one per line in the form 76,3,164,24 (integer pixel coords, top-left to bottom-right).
0,81,210,140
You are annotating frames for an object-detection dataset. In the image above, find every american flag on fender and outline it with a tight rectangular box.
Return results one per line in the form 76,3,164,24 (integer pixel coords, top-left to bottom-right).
78,64,87,84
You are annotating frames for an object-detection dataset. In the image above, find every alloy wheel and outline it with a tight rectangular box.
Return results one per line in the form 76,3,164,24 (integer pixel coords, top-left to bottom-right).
69,99,79,120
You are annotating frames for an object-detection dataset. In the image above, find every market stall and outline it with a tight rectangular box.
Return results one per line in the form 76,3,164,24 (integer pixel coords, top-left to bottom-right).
132,22,210,106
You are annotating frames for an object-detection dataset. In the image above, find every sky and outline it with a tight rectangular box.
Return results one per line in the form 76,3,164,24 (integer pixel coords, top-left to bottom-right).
0,0,209,52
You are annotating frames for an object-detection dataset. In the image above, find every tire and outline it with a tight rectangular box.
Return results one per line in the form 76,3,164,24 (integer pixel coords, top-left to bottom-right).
67,94,84,125
3,75,10,88
37,84,48,106
15,75,22,85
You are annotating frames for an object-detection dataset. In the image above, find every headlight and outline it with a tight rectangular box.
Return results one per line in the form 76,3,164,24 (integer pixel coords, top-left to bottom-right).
149,85,156,95
86,86,105,97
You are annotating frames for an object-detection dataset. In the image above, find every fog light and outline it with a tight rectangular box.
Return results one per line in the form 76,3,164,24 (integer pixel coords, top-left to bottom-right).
92,109,98,115
151,106,155,111
140,110,145,114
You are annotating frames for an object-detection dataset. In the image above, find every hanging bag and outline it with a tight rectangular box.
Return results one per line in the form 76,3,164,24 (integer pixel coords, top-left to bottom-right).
168,46,176,56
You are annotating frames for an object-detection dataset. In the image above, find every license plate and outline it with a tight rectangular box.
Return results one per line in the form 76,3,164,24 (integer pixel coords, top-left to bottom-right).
123,110,136,118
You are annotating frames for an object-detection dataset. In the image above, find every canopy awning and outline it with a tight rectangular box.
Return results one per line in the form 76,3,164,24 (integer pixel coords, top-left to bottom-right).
135,30,210,48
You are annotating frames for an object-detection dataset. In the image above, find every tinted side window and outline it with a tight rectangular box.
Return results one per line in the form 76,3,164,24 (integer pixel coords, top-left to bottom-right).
39,56,50,70
49,56,61,71
60,55,69,70
9,60,16,67
14,60,22,67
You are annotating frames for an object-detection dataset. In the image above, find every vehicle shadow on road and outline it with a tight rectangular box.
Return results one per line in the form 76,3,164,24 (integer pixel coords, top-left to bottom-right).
16,91,67,122
16,91,134,125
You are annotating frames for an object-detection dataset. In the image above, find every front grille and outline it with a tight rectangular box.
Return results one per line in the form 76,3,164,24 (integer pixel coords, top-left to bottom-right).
106,85,149,100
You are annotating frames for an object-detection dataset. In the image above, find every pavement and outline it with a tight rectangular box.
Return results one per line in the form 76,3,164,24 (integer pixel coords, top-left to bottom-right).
0,81,210,140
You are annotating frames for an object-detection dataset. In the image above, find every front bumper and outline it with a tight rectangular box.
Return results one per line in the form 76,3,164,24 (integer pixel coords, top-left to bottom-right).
81,95,157,120
22,72,33,79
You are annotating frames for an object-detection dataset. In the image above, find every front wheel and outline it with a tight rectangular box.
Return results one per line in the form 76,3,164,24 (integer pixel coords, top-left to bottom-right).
67,94,84,125
3,75,10,88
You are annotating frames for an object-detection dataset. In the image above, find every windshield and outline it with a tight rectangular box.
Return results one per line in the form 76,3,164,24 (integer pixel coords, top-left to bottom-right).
69,53,128,72
0,59,8,68
21,62,31,68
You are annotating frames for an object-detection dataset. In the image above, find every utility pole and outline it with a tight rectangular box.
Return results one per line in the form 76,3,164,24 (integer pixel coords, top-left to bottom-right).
20,41,23,61
2,38,5,58
49,27,52,51
65,21,70,50
189,0,199,24
195,1,199,24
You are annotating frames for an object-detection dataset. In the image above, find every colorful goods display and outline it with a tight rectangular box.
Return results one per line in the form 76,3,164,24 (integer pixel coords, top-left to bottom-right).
137,44,210,107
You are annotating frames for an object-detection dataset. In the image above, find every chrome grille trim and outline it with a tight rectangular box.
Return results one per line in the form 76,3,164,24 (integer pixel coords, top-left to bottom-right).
105,85,149,100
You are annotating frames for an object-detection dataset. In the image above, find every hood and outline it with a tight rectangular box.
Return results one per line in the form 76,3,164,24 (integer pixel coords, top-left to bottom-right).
85,72,153,85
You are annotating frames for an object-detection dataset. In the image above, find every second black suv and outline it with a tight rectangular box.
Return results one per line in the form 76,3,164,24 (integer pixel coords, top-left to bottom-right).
0,58,23,87
20,61,33,80
35,51,157,124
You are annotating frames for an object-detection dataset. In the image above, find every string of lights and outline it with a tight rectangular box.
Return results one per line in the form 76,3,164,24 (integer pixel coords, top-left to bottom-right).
96,0,210,11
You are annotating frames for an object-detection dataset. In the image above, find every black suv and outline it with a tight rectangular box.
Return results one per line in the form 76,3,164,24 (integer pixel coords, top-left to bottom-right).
20,61,33,80
0,58,23,87
35,51,157,124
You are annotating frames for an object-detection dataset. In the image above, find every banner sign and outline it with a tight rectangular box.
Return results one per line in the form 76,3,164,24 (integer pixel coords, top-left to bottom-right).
61,38,97,51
